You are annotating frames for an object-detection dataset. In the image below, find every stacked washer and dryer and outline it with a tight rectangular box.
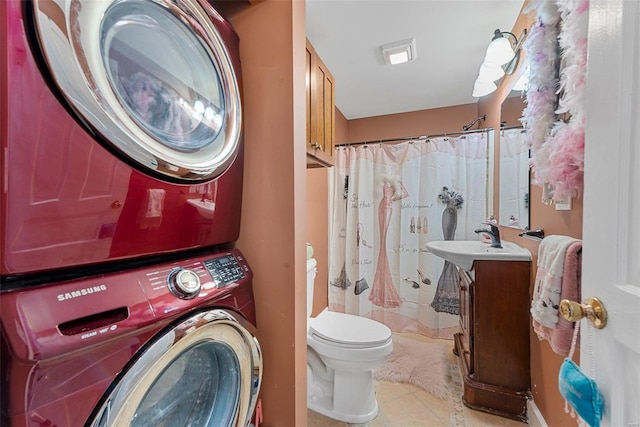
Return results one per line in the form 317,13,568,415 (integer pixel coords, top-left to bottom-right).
0,1,261,426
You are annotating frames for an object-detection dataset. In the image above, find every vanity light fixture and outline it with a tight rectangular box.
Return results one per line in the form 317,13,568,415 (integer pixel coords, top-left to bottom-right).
485,29,517,66
472,28,527,98
380,38,417,65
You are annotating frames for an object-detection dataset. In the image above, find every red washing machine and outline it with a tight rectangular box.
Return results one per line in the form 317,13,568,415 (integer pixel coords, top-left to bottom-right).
0,0,262,425
1,248,262,427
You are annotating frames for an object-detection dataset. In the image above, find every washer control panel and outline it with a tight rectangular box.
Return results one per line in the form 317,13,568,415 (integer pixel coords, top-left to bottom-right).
140,249,252,318
203,254,246,288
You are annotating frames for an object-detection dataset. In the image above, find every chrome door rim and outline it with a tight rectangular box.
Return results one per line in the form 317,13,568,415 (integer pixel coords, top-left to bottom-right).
88,309,262,427
30,0,242,181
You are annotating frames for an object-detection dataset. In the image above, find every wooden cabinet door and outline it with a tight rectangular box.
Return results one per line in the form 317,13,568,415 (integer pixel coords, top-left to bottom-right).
319,61,335,158
306,40,334,167
473,261,530,390
305,45,312,148
310,54,325,151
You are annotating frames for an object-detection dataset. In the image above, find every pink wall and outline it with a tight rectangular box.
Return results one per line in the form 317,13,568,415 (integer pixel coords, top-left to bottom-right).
347,103,480,142
306,169,329,316
335,107,349,143
229,1,307,425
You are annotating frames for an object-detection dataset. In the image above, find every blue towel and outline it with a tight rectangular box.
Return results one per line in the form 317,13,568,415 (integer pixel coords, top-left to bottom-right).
558,358,604,427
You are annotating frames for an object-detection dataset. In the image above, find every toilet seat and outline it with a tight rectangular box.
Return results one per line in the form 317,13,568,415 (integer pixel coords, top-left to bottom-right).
309,310,391,348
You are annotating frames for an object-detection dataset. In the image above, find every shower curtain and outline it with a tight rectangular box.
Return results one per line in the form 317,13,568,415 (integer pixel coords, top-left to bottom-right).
329,135,488,338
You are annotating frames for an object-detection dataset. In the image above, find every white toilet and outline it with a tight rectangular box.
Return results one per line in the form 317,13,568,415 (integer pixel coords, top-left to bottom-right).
306,258,393,424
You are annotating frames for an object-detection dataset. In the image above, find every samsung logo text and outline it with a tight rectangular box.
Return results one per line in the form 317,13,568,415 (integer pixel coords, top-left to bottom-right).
57,285,107,302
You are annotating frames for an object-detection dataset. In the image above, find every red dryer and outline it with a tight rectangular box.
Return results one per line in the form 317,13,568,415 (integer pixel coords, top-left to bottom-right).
1,0,245,279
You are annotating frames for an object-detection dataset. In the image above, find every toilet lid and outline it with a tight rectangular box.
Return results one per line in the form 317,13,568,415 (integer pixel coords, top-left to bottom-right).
309,311,391,347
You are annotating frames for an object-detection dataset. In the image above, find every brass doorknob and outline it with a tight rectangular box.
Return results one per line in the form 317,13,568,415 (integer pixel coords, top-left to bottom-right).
559,297,607,329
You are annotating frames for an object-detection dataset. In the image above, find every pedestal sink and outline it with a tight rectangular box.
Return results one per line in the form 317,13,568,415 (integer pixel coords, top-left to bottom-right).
426,240,531,271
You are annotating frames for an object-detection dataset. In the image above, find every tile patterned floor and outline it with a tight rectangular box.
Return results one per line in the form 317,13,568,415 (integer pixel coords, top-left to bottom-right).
307,334,527,427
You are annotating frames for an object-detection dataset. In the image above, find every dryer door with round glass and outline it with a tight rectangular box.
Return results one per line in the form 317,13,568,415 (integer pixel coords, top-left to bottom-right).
89,310,262,427
31,0,241,182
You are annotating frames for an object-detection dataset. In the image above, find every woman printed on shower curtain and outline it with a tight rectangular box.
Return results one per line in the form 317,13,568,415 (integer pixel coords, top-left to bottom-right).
369,176,409,308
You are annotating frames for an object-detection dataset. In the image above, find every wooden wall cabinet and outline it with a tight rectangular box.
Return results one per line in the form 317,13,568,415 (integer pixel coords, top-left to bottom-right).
453,260,531,422
306,40,335,168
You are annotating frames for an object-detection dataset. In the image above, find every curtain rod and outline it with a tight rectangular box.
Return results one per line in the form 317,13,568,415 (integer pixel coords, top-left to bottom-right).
335,127,493,148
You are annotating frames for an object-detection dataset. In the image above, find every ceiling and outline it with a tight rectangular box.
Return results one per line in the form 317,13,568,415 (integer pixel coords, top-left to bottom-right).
306,0,525,120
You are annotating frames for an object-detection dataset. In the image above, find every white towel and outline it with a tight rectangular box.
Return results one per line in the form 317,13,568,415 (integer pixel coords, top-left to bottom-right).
533,241,582,356
530,235,580,328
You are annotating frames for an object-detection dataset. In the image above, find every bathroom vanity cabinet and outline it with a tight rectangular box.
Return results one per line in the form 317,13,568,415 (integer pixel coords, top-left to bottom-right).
453,259,531,422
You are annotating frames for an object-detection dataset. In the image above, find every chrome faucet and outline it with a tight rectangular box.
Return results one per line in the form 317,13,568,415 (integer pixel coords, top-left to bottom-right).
474,223,502,248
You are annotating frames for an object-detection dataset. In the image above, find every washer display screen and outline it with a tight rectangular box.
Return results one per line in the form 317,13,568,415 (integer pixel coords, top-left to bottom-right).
204,255,245,287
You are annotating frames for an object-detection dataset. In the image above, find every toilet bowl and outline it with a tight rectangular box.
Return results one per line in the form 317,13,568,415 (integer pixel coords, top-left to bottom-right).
306,258,393,424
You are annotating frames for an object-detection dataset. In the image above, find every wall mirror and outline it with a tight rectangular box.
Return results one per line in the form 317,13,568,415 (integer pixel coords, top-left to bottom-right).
499,95,530,230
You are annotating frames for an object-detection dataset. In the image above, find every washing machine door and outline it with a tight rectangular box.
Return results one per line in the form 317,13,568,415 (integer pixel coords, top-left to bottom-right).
88,310,262,427
30,0,241,182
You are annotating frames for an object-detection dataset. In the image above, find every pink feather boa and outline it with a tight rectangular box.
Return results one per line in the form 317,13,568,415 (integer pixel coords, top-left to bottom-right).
522,0,589,201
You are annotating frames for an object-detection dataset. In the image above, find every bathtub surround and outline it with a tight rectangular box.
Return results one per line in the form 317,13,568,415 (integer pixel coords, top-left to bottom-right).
373,333,448,400
329,135,488,338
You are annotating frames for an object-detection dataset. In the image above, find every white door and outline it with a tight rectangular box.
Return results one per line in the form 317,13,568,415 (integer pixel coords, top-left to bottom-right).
582,1,640,425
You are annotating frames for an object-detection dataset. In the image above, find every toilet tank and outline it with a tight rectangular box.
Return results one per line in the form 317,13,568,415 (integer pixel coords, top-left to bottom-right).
306,258,317,317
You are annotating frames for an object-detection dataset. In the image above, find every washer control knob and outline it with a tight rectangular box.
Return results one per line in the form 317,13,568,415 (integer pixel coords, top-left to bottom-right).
167,268,201,299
